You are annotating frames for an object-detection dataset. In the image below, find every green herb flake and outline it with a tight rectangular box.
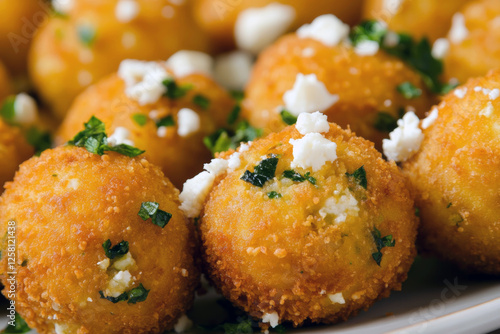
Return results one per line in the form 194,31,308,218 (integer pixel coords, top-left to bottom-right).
127,283,150,304
282,170,316,185
132,114,148,127
230,90,245,102
371,227,396,266
204,129,232,155
267,191,282,199
21,259,28,267
0,96,15,123
280,109,297,125
193,94,210,110
415,207,420,217
220,318,253,334
2,312,31,333
77,24,97,47
204,121,262,156
26,127,52,156
374,112,398,133
397,82,422,99
162,78,192,99
102,239,129,260
99,290,128,304
156,115,175,128
349,20,387,46
138,202,172,228
446,202,452,208
241,155,279,187
346,166,367,189
227,105,241,125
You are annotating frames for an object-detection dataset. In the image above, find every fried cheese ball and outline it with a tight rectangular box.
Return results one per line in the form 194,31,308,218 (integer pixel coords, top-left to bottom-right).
192,0,363,52
56,59,234,189
242,19,434,151
362,0,471,43
186,113,418,328
0,0,48,77
442,0,500,83
0,146,198,333
29,0,209,118
402,70,500,274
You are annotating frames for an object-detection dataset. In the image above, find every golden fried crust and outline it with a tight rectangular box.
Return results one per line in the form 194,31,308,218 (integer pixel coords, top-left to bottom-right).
0,0,48,76
443,0,500,83
192,0,363,52
0,61,12,102
242,34,434,150
363,0,471,43
201,124,418,327
0,146,199,333
29,0,210,118
0,120,34,191
56,71,234,189
403,70,500,275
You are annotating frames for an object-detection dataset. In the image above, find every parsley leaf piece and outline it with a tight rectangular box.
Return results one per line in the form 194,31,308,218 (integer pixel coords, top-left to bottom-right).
204,129,232,154
371,227,395,266
127,283,150,304
99,290,128,303
156,115,175,128
374,112,398,132
230,90,245,102
138,202,172,228
346,165,367,189
204,121,262,156
282,170,316,185
397,82,422,99
132,114,148,126
25,127,52,156
220,318,254,334
162,78,192,99
0,96,15,123
2,312,31,333
68,116,106,146
101,144,145,157
267,191,282,199
102,239,129,260
241,155,279,187
77,24,97,47
193,94,210,110
280,109,297,125
415,207,420,217
349,20,387,46
227,105,241,125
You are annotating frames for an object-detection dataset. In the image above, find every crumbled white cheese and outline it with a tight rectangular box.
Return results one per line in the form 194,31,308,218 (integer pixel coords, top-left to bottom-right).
383,31,400,48
449,13,469,44
354,40,379,56
432,38,450,59
157,126,168,138
283,73,339,116
295,111,330,135
302,47,316,57
97,258,110,270
383,0,403,14
174,314,194,333
297,14,350,47
107,127,135,147
227,152,242,171
13,93,38,125
454,87,468,99
54,323,78,334
262,312,279,328
328,292,346,304
382,111,424,162
384,99,392,107
479,101,494,117
52,0,74,14
179,171,215,218
319,192,359,223
118,60,169,105
177,108,200,137
115,0,139,23
421,107,439,129
87,297,93,302
214,51,254,91
166,51,214,78
489,89,500,100
113,252,136,271
68,178,79,190
235,3,296,54
106,270,133,297
289,133,337,172
204,158,229,177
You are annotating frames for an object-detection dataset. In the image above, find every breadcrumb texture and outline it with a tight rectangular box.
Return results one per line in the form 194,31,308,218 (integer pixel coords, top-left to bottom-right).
56,70,233,189
242,34,434,150
403,70,500,274
0,146,199,333
200,123,418,327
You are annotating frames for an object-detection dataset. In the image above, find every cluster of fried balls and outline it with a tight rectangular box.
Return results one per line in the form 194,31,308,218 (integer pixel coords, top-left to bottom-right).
0,0,498,333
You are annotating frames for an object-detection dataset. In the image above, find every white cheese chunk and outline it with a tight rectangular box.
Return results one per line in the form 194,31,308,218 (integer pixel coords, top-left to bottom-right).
214,51,254,91
166,51,214,78
118,60,169,105
174,314,194,333
354,40,379,56
106,270,132,297
382,111,424,162
115,0,139,23
454,87,468,99
262,312,279,328
297,14,349,47
177,108,200,137
421,107,439,129
52,0,74,14
112,252,136,271
204,158,229,177
328,292,346,304
432,38,450,59
319,192,359,223
179,171,215,218
479,101,494,117
13,93,38,125
289,133,337,172
449,13,469,44
107,127,135,147
295,111,330,135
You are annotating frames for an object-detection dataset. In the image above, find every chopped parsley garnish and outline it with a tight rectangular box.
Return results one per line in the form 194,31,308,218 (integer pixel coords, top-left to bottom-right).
397,82,422,99
77,24,97,47
282,170,316,185
26,127,52,156
132,114,148,126
371,227,395,266
227,105,241,125
230,90,245,102
280,109,297,125
99,291,128,303
415,207,420,217
193,94,210,110
21,259,28,267
0,96,15,123
68,116,144,157
162,78,192,99
156,115,175,128
374,112,398,132
204,121,262,156
102,239,129,260
447,202,452,208
220,318,253,334
2,312,31,333
126,283,150,304
267,191,282,199
349,20,387,46
346,166,367,189
138,202,172,228
241,155,279,187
